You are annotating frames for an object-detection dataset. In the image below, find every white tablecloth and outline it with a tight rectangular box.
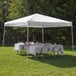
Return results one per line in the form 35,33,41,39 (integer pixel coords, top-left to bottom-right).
14,42,24,51
50,44,64,55
14,42,64,55
28,44,42,56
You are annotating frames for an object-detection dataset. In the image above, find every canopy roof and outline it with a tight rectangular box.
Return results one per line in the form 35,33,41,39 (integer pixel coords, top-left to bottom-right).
5,13,72,28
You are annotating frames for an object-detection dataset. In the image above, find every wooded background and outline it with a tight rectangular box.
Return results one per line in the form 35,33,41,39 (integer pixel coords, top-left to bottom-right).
0,0,76,46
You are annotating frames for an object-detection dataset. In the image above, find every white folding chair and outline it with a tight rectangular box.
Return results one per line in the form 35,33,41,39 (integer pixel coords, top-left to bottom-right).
14,42,24,54
53,45,64,55
41,45,49,53
27,44,35,55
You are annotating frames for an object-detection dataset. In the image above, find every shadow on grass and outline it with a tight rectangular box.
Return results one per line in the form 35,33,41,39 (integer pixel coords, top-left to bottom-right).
28,54,76,68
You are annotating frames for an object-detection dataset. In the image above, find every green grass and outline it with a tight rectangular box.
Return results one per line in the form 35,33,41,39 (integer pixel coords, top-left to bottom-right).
0,47,76,76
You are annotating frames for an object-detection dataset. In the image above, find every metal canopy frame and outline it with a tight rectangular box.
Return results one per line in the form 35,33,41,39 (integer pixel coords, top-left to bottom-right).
3,25,74,51
71,26,74,51
2,25,74,62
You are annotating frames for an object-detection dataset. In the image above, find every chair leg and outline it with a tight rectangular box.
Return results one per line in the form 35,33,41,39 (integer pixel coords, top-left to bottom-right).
53,51,55,55
61,51,64,56
57,51,60,55
17,50,18,54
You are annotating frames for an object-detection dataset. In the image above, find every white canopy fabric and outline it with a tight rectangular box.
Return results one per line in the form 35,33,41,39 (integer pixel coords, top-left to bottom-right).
4,13,72,28
3,13,74,51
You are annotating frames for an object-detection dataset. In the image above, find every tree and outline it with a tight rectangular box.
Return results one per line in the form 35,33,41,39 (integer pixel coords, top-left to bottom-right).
7,0,28,20
27,0,76,45
0,0,8,45
0,0,76,45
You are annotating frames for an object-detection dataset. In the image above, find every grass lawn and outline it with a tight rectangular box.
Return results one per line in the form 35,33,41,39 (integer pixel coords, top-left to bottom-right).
0,47,76,76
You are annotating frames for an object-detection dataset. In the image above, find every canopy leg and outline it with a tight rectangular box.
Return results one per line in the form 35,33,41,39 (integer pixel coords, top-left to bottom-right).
27,26,29,62
2,26,6,51
42,26,44,43
2,26,5,47
71,26,74,51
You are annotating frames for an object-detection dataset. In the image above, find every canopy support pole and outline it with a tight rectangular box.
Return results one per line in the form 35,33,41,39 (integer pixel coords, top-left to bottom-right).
27,27,29,44
2,26,6,47
71,26,74,51
42,26,44,43
27,26,29,61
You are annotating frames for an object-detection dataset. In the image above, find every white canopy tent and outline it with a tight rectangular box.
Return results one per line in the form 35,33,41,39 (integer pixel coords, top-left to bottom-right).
3,13,74,51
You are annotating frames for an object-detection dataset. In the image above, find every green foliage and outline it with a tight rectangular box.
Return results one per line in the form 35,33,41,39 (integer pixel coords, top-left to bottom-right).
0,0,76,45
26,0,76,45
7,0,28,20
